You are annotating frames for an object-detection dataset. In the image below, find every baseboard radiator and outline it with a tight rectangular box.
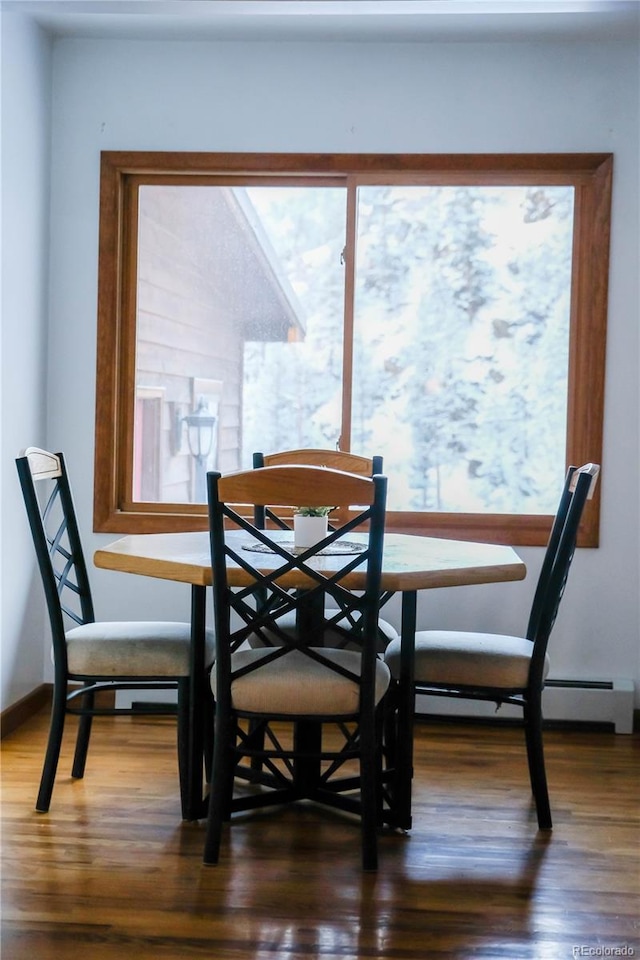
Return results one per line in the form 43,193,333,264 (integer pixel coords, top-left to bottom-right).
416,678,635,734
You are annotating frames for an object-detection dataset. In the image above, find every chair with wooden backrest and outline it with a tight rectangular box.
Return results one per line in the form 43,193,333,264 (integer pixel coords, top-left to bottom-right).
16,447,214,815
204,464,390,870
252,449,384,529
252,449,397,651
384,462,600,830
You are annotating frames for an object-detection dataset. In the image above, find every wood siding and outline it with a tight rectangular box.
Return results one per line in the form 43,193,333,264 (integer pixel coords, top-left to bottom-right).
136,187,244,500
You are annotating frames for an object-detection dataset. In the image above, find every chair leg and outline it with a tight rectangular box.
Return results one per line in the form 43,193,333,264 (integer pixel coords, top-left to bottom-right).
383,679,411,830
203,710,235,865
203,694,215,787
359,716,379,872
374,707,386,828
382,682,398,778
176,678,191,821
71,685,95,779
36,682,67,813
523,696,552,830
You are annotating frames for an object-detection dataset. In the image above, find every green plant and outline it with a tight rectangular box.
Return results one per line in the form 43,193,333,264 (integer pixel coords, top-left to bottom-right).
294,505,333,517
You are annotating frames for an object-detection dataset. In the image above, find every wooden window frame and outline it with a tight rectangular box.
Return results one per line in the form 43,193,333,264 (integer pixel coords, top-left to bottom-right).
94,151,612,546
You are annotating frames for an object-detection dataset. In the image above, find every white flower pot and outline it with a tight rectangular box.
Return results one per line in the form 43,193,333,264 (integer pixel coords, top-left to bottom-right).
293,515,328,550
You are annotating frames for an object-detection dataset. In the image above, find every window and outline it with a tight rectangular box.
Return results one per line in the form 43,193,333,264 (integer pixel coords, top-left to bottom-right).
95,152,611,545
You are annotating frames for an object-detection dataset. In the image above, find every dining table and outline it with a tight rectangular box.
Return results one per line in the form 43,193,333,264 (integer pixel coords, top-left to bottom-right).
93,529,526,827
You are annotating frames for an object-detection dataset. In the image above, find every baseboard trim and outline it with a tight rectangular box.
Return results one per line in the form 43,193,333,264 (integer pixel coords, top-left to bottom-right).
416,677,636,734
3,685,638,738
1,684,119,739
1,683,52,739
415,711,615,733
417,705,640,734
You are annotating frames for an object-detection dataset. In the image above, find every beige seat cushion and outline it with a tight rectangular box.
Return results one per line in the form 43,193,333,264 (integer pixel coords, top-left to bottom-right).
65,621,215,678
247,608,398,654
211,647,390,715
384,631,550,690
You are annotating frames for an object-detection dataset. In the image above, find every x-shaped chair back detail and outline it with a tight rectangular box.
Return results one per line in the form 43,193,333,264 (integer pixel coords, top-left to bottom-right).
526,462,600,691
252,449,383,531
209,466,387,682
16,449,94,670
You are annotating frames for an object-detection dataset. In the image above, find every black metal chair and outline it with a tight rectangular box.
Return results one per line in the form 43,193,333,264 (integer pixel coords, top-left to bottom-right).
252,448,397,651
16,447,214,816
204,464,390,870
384,462,600,830
252,449,383,530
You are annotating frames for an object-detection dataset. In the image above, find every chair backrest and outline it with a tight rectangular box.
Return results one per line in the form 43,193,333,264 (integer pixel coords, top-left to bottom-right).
207,465,387,709
252,449,383,530
16,448,95,657
526,462,600,685
253,449,383,475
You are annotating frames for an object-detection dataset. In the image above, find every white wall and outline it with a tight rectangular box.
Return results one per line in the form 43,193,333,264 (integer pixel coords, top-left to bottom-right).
0,11,52,709
4,32,639,711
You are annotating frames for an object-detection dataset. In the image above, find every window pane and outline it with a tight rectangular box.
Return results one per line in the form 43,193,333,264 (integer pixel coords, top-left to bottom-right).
134,184,346,502
241,186,346,465
351,185,574,513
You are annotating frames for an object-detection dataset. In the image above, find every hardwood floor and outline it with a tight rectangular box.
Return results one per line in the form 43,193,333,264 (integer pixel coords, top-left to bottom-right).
2,709,639,960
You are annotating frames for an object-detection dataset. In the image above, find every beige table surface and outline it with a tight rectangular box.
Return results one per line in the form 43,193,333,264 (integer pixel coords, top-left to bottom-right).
94,529,525,592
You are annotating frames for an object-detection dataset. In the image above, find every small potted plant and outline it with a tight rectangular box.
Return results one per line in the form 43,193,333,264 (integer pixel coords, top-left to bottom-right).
293,505,332,549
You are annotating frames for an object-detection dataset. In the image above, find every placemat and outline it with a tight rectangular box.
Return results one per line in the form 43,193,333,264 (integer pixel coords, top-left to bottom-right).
243,540,366,557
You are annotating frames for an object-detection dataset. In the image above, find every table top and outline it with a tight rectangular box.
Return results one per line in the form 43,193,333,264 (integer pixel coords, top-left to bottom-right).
94,530,526,592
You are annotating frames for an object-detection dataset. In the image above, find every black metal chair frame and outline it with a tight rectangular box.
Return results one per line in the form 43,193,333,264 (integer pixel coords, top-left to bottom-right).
204,465,389,870
252,449,394,614
390,463,599,830
252,449,383,531
16,449,192,815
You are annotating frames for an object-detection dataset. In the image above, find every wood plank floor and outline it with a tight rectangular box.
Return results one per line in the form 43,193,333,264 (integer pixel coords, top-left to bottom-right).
2,709,639,960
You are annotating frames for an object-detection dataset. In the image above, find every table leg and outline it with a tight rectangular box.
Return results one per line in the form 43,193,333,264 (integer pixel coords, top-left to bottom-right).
294,720,322,796
393,590,416,830
186,584,207,820
293,590,325,789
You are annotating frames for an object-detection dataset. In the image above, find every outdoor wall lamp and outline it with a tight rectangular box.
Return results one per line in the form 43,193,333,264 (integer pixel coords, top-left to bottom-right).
183,399,217,502
183,399,216,464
